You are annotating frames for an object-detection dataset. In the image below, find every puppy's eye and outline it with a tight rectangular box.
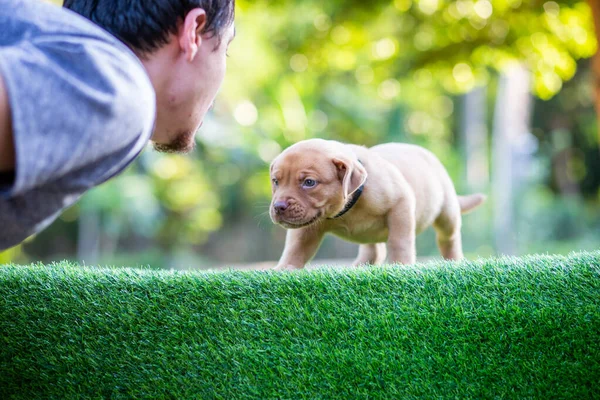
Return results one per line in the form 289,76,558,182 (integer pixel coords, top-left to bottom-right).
272,178,279,186
303,179,317,188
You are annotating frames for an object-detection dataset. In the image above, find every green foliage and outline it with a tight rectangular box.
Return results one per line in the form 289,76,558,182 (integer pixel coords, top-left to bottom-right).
134,1,596,244
1,252,600,398
222,0,597,208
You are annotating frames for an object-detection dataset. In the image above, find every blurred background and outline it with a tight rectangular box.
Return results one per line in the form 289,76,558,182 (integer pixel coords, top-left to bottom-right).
1,0,599,269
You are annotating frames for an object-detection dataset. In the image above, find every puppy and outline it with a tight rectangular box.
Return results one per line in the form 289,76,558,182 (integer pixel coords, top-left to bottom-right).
269,139,486,270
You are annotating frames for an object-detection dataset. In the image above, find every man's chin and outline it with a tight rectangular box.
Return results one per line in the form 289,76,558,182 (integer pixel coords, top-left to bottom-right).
152,130,196,154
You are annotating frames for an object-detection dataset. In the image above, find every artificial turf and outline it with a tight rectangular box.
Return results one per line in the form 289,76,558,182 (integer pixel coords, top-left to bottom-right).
1,252,599,399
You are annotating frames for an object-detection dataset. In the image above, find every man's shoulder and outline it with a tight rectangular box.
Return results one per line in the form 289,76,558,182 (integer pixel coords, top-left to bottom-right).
1,0,156,144
0,0,156,196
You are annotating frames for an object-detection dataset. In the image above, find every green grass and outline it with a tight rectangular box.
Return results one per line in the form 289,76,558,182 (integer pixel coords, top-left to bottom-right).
1,252,600,399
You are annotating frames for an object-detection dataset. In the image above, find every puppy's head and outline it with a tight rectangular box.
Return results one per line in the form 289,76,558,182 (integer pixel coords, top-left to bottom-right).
269,139,368,229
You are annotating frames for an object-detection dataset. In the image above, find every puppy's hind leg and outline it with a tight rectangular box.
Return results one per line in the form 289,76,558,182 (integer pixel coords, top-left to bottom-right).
433,199,464,261
353,243,387,266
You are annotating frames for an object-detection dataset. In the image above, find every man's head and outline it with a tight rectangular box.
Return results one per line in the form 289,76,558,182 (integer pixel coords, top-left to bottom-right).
64,0,236,153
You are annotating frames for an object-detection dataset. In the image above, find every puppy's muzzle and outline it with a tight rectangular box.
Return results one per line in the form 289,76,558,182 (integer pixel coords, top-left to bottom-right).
270,198,320,228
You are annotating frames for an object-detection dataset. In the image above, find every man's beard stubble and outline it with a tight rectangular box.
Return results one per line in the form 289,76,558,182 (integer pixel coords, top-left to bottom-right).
152,130,196,154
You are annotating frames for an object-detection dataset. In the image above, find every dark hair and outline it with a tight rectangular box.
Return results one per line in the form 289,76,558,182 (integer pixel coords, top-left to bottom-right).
63,0,235,54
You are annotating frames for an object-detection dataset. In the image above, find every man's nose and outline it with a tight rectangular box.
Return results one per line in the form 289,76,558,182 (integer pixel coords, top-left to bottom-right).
273,200,289,214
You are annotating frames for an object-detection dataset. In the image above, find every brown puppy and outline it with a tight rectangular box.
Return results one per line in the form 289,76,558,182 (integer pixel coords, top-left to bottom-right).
269,139,486,270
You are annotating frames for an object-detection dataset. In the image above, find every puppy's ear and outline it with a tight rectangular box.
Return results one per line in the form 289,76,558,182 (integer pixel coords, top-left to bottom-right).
332,157,368,200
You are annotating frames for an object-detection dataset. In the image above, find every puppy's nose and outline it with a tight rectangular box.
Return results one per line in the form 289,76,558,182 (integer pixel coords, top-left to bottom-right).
273,200,289,214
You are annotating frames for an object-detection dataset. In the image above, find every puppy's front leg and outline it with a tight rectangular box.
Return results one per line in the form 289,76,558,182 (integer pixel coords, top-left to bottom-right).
274,227,324,271
386,199,417,265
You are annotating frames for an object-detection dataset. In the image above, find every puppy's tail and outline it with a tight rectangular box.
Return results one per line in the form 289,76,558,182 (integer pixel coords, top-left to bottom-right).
458,193,486,214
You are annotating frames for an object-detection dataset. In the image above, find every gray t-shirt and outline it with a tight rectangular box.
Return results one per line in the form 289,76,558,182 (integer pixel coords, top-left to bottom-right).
0,0,156,250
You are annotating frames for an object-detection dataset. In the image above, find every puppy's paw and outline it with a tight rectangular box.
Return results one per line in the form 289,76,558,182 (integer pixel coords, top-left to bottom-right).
272,264,303,272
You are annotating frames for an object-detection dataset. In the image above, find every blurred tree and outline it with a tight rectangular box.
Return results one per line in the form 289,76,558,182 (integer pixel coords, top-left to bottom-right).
587,0,600,142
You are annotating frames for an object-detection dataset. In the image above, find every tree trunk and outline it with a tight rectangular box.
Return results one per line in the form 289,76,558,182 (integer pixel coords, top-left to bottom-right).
492,65,532,256
462,87,489,192
588,0,600,145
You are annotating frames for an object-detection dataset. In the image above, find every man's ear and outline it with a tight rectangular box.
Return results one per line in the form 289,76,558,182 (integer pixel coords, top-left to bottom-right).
179,8,207,62
332,157,368,200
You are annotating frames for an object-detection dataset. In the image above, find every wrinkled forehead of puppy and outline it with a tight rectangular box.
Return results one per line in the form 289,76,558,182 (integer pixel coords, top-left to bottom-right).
270,139,346,179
